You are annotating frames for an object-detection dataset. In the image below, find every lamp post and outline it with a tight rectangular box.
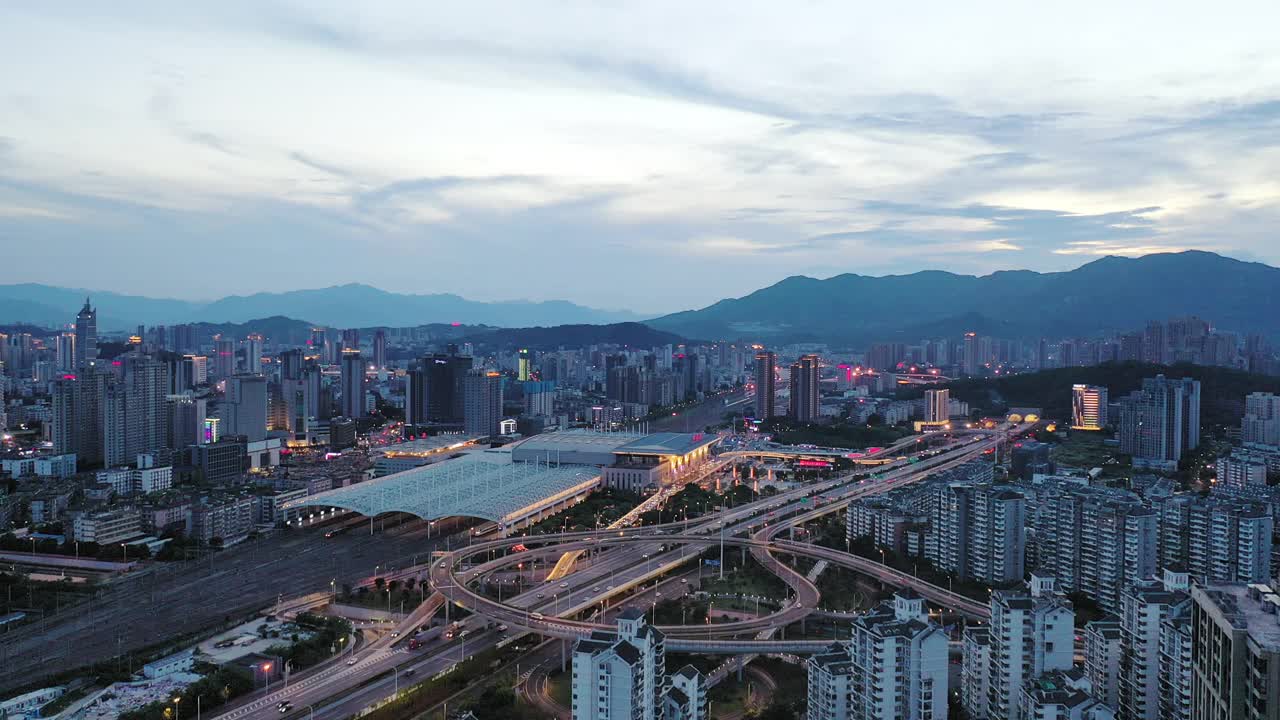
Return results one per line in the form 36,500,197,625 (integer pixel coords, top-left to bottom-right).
172,696,181,720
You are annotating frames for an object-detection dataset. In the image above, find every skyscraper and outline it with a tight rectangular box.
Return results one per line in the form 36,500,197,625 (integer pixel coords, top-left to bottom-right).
518,348,531,382
409,352,473,423
1118,572,1191,720
340,349,365,419
1071,384,1109,430
789,354,820,422
963,332,981,375
372,330,387,370
213,338,236,379
243,335,264,374
924,388,950,424
223,374,268,442
55,333,75,372
73,297,97,368
463,369,503,437
754,351,776,419
1118,375,1201,471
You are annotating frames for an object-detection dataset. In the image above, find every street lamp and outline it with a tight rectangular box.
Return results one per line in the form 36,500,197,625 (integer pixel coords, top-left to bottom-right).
172,697,181,720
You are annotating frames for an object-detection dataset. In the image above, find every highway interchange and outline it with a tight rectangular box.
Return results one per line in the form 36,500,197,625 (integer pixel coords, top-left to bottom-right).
204,423,1026,720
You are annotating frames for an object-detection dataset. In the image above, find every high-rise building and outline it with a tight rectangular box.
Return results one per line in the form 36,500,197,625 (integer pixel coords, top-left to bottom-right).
55,333,75,372
1118,571,1191,720
1242,392,1280,449
463,369,503,437
924,388,949,424
753,351,776,419
969,576,1075,720
523,380,556,417
223,374,268,442
406,352,472,424
243,335,264,374
928,478,1026,585
1189,583,1280,720
963,332,982,375
518,348,531,382
171,324,196,354
789,354,820,422
808,590,948,720
213,338,236,379
372,330,387,370
663,665,707,720
341,328,359,351
1071,384,1109,430
73,297,97,367
105,354,171,467
339,349,365,419
1157,495,1273,585
166,394,206,449
51,361,109,466
1083,618,1123,710
1118,375,1201,472
571,609,668,720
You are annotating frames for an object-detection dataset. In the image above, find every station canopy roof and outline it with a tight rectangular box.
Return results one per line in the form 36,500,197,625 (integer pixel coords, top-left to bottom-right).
285,452,600,524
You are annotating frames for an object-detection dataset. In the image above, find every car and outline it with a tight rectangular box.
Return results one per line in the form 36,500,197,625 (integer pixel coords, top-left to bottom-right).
592,586,601,592
346,659,358,666
680,578,689,584
497,624,509,632
530,612,545,620
278,702,293,714
656,591,663,598
391,631,400,637
405,668,416,676
559,582,569,588
536,592,545,599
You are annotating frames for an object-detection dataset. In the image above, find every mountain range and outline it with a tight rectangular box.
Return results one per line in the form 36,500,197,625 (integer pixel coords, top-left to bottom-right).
0,283,641,331
647,251,1280,343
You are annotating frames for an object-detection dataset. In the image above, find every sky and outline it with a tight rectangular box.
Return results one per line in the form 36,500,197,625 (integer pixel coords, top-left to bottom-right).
1,2,1279,315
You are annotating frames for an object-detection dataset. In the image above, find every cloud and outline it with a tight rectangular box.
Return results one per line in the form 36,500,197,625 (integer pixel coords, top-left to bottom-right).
0,2,1278,312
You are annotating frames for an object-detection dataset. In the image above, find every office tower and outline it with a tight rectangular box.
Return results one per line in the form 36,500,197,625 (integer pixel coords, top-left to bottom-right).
1243,392,1280,448
1189,583,1280,720
463,369,503,437
571,609,666,720
223,374,268,442
928,480,1026,585
1071,384,1109,430
754,351,776,419
55,333,75,372
167,394,206,448
963,332,981,375
1216,453,1268,489
924,388,949,423
518,348,531,381
243,335,263,374
372,330,387,370
73,297,98,367
807,590,948,720
1118,572,1191,720
107,354,171,467
421,352,472,422
213,338,236,379
523,380,556,417
789,354,820,422
51,362,107,466
339,349,365,419
975,576,1075,720
341,328,359,351
1118,375,1201,472
1083,618,1122,709
404,363,428,427
278,349,304,381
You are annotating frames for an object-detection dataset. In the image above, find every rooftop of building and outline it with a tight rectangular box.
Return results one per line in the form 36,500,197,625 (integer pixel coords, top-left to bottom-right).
614,432,721,457
374,434,482,458
1194,583,1280,653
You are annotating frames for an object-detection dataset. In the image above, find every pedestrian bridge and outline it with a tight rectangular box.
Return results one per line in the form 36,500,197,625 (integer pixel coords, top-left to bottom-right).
284,453,601,531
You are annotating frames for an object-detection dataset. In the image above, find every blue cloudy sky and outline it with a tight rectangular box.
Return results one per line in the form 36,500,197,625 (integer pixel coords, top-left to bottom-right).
1,1,1279,314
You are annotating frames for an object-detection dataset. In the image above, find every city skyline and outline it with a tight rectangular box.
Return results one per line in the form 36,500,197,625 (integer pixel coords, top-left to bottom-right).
3,3,1280,312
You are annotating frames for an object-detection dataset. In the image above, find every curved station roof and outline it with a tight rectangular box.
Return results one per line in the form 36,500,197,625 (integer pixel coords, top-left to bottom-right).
285,452,601,524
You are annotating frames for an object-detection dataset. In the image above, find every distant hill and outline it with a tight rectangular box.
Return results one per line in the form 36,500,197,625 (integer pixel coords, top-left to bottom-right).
647,251,1280,343
458,322,686,351
0,283,640,330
